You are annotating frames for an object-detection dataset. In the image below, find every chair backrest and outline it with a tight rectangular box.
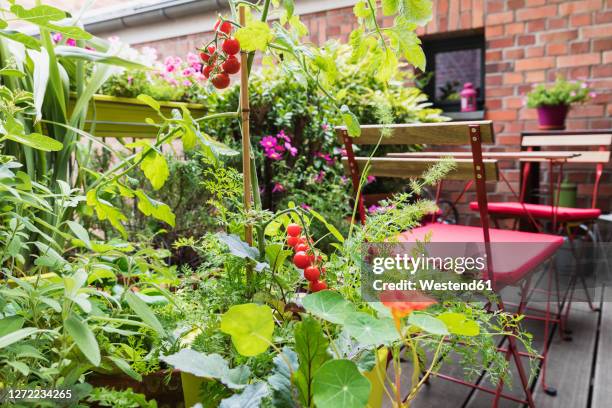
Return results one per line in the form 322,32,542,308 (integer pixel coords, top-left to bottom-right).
336,121,498,240
520,133,611,207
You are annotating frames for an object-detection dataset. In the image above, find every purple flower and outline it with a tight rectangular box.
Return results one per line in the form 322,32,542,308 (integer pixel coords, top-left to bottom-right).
52,33,63,43
272,183,285,193
367,176,376,184
340,176,348,184
260,136,277,149
285,142,297,156
368,205,382,214
314,170,325,183
183,79,191,86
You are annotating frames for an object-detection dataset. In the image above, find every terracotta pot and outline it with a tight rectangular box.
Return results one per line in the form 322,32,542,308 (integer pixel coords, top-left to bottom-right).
536,105,569,130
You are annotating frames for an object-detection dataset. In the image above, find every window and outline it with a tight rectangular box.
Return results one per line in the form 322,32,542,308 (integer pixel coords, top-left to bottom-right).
421,31,485,112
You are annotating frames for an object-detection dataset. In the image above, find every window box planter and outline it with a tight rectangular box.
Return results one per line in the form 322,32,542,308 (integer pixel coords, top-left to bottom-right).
68,95,207,139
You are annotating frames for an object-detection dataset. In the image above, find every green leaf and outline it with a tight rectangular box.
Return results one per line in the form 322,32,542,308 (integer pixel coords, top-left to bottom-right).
343,312,400,346
382,0,400,15
220,303,274,357
0,68,25,77
408,312,449,336
0,328,40,349
161,349,229,378
0,20,6,29
294,317,331,407
0,316,25,338
10,4,66,24
65,315,101,366
125,290,165,336
219,382,270,408
134,190,175,226
0,30,41,50
400,0,433,26
268,347,299,408
438,312,480,337
86,190,128,237
137,94,161,112
108,356,142,381
353,1,370,18
235,21,274,51
45,24,91,40
5,132,63,152
217,233,268,271
308,209,344,243
66,220,91,249
340,105,361,137
139,148,168,190
377,47,398,83
55,47,150,68
312,360,371,408
302,291,356,324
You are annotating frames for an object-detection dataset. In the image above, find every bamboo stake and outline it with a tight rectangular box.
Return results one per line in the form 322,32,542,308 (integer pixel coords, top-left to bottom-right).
239,6,253,247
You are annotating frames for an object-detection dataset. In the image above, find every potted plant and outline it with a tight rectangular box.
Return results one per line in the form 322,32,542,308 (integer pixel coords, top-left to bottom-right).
526,77,595,130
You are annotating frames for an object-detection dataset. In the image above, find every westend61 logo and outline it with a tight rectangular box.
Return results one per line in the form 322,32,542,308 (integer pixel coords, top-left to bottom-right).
361,243,495,300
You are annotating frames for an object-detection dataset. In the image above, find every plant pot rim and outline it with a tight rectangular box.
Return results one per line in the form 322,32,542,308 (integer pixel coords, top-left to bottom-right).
69,93,206,110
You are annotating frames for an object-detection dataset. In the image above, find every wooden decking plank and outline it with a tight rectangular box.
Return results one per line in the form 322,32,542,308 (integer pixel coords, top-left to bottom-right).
531,301,599,408
592,286,611,408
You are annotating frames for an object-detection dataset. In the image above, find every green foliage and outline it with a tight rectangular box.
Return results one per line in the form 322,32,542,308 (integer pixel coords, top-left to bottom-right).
312,359,371,408
220,303,274,356
87,387,157,408
527,76,593,108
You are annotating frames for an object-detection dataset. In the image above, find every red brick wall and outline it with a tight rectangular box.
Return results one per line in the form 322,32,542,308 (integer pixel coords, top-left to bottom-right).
136,0,611,211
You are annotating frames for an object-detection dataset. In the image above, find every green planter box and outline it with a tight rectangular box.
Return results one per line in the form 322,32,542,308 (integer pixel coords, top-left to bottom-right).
69,94,207,139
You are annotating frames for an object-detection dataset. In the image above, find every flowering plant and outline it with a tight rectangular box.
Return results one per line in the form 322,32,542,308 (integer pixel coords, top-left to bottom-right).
526,77,596,108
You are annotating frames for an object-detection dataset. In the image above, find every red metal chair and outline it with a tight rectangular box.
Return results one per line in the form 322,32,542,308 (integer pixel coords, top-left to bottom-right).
337,121,565,406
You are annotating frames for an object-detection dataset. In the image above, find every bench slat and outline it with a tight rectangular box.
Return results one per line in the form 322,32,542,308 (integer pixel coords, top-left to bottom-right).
522,134,612,147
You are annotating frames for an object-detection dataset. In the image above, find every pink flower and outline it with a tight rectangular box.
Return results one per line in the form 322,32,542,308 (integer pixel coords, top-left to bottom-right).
52,33,62,43
265,149,282,160
187,52,200,65
66,38,77,47
286,144,297,156
367,176,376,184
272,183,285,193
570,91,577,97
165,64,176,73
589,92,597,98
300,203,311,210
322,123,330,131
191,63,202,72
368,205,382,214
340,176,348,184
314,170,325,183
277,130,291,142
581,82,589,89
260,136,277,149
182,68,194,77
183,79,191,86
127,76,133,85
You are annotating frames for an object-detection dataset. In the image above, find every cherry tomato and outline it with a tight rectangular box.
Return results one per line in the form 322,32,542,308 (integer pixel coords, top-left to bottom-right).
294,243,309,253
203,65,214,79
200,52,209,63
222,37,240,55
309,280,327,292
304,266,320,282
214,19,232,35
222,55,241,74
293,251,311,269
287,236,300,248
308,252,316,263
286,223,302,237
211,72,230,89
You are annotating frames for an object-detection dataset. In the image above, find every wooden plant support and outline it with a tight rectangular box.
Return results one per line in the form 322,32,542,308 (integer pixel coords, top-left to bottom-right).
239,5,253,247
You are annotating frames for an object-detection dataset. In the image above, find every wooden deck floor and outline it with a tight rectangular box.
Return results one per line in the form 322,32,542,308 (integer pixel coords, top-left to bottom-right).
388,284,611,408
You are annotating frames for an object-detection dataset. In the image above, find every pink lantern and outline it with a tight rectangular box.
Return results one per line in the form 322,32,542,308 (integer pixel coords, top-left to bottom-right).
460,82,477,112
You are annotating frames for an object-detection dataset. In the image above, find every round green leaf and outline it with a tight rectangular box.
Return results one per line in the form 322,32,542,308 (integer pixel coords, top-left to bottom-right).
407,313,449,336
312,360,371,408
302,291,356,324
220,304,274,357
438,312,480,337
343,312,400,346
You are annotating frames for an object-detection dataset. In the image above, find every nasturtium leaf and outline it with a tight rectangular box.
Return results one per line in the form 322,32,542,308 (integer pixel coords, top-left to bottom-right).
5,132,63,152
408,312,449,336
343,312,400,346
302,290,356,324
340,105,361,137
223,365,251,390
312,360,371,408
220,303,274,357
219,382,270,408
235,21,274,51
400,0,433,26
124,290,165,336
437,312,480,337
65,315,101,366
